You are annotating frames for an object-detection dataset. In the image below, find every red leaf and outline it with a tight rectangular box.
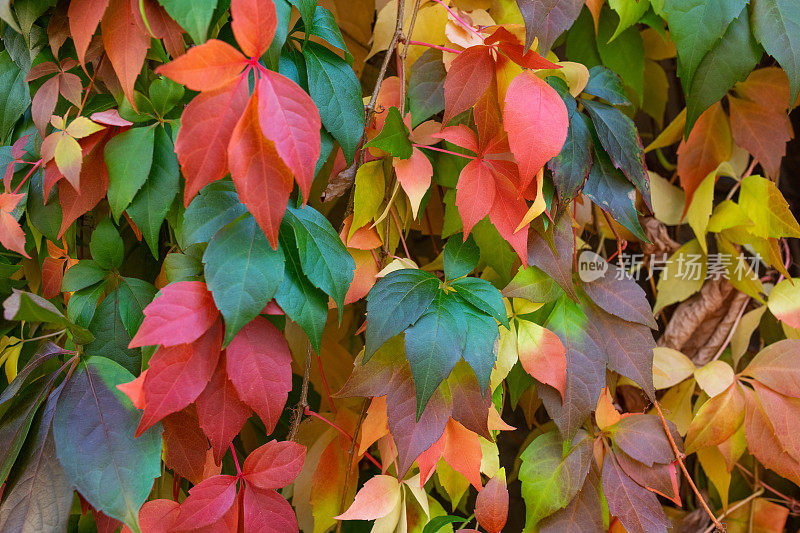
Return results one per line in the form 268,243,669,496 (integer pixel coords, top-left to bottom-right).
175,79,249,205
172,475,238,531
117,369,147,409
0,193,29,258
226,316,292,433
677,102,732,211
129,281,220,348
488,161,529,265
68,0,109,66
101,0,151,109
417,418,483,489
32,75,60,136
729,95,791,179
91,508,122,533
517,321,567,400
257,72,321,203
156,40,248,92
138,499,180,533
456,159,495,236
162,406,218,485
242,485,299,533
503,71,568,192
135,0,185,59
136,320,223,435
196,353,252,464
231,0,277,58
57,131,110,238
228,84,293,248
437,124,479,154
41,256,65,299
475,474,509,533
242,440,305,490
443,45,494,124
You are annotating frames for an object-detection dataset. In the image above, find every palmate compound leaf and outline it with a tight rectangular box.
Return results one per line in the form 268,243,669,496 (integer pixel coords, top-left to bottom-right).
53,357,162,530
203,214,285,345
365,269,439,358
519,429,592,530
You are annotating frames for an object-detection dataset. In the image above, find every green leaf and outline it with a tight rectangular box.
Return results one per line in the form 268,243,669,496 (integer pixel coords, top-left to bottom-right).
0,51,30,144
274,225,328,353
164,251,204,283
565,8,602,69
85,291,140,375
264,0,292,69
583,65,630,106
90,218,124,270
443,232,479,280
596,8,644,104
583,143,648,241
284,204,355,315
685,8,761,134
3,290,93,344
460,303,499,393
61,261,107,292
422,515,466,533
409,49,446,128
53,357,162,530
365,106,413,159
582,99,650,206
365,268,439,357
303,41,365,163
547,79,593,201
752,0,800,102
471,218,517,283
608,0,651,40
204,215,285,345
308,7,352,64
288,0,316,31
663,0,748,92
148,78,185,116
405,291,465,417
66,283,104,328
157,0,217,44
116,277,158,338
104,126,156,220
127,126,180,257
182,181,248,247
519,429,593,530
450,276,508,328
503,265,563,304
26,169,62,243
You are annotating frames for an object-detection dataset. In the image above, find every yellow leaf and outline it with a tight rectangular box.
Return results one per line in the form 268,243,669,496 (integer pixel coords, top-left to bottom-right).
54,133,83,189
595,387,621,429
654,378,695,435
652,347,695,389
642,59,668,127
654,239,706,314
491,321,518,389
538,61,590,97
730,306,766,367
645,108,685,152
716,235,764,302
686,170,715,253
351,160,385,239
738,175,800,239
641,27,676,60
768,278,800,330
479,437,500,478
515,169,546,232
436,458,470,507
697,447,731,508
370,0,448,68
649,171,685,226
0,336,22,382
694,360,734,398
65,117,104,139
707,200,751,233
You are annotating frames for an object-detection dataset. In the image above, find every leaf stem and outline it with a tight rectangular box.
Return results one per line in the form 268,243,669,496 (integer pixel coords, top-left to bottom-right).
12,158,43,195
230,442,242,477
389,206,411,259
430,0,484,39
406,40,462,54
414,143,475,159
654,401,724,532
316,351,337,414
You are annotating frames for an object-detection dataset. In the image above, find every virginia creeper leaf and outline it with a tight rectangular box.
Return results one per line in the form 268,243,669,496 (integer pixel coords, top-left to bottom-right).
515,0,583,53
157,0,217,44
751,0,800,102
443,232,479,280
104,126,155,220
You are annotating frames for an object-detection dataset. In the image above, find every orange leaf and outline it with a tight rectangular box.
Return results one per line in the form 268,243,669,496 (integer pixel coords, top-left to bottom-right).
517,320,567,400
228,84,293,248
475,473,509,533
729,96,792,179
156,40,248,92
176,80,249,205
68,0,109,66
456,159,495,236
334,475,401,521
257,71,321,203
677,102,732,211
393,147,433,218
231,0,277,58
101,0,151,109
443,45,494,124
0,192,28,257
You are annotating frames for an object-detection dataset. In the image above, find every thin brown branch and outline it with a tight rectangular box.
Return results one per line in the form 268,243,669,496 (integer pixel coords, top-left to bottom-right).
700,488,764,533
654,401,724,532
288,342,313,441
